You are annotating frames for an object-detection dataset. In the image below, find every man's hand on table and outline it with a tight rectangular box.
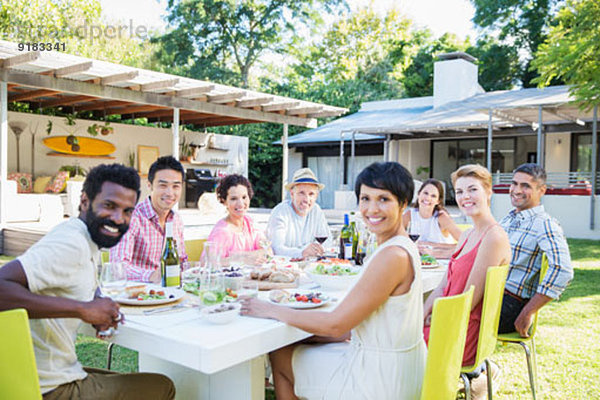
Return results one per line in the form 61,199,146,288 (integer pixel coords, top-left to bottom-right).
302,243,324,258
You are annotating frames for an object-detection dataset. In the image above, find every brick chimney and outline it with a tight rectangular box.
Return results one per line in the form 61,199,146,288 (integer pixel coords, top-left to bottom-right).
433,52,483,108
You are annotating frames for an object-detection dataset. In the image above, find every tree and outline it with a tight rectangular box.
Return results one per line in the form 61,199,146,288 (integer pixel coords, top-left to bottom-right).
532,0,600,109
467,36,520,91
153,0,346,88
0,0,155,68
470,0,565,87
403,33,469,98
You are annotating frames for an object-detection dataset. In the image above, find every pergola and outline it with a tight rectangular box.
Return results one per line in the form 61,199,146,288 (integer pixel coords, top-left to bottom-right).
0,40,347,224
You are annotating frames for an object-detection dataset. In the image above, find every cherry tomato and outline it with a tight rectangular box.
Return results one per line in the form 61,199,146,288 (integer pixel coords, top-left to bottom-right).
312,298,322,304
149,289,156,295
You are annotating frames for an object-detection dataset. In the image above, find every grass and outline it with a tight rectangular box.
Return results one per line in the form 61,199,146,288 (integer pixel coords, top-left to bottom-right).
3,239,599,398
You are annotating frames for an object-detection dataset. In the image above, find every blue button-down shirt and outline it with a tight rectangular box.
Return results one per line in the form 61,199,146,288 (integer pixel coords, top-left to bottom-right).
500,205,573,299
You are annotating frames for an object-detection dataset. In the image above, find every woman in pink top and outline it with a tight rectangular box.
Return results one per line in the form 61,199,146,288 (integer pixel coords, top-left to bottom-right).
423,165,510,394
208,174,268,265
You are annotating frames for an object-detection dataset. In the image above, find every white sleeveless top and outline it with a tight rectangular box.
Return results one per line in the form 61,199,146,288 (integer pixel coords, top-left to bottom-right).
410,208,455,244
292,235,427,399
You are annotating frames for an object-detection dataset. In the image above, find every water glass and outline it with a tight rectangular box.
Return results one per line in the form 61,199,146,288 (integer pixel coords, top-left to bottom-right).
238,280,259,299
98,261,127,337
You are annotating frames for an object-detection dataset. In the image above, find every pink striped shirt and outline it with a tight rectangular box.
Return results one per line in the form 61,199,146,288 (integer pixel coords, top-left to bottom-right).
109,196,188,282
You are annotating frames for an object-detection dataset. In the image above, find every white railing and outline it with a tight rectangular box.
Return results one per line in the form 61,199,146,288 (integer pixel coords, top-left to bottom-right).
493,172,599,188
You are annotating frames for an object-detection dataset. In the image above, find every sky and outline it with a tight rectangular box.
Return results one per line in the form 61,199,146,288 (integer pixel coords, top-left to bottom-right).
98,0,479,41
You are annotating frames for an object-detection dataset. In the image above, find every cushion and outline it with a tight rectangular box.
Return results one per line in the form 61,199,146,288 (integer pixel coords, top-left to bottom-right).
7,172,33,193
33,176,53,193
45,171,70,193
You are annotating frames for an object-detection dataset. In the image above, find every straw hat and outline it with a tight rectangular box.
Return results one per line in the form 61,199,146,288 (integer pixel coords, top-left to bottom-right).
285,168,325,191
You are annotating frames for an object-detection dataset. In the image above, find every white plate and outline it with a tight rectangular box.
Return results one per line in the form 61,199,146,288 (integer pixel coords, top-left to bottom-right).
116,285,185,306
421,262,440,269
268,290,330,309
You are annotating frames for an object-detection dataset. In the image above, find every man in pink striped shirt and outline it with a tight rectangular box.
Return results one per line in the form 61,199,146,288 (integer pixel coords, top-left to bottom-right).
110,156,189,282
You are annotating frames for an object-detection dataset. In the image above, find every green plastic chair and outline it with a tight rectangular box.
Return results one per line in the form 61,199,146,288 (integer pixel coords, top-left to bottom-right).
461,265,509,400
497,254,549,400
421,287,474,400
0,308,42,400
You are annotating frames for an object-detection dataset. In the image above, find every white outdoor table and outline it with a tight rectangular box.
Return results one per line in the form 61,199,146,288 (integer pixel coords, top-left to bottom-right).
79,267,446,400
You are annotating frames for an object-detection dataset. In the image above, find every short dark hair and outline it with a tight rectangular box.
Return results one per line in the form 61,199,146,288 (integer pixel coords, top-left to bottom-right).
148,156,184,183
415,178,446,212
355,162,414,207
83,164,140,204
216,174,254,203
514,163,547,185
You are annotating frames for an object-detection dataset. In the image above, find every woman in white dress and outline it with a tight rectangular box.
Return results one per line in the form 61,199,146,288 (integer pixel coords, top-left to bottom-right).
241,162,426,400
403,178,462,244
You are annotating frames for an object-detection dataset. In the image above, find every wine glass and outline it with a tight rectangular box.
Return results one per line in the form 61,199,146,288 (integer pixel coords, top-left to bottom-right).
408,219,421,242
314,226,328,246
98,261,127,337
238,279,258,299
258,232,272,260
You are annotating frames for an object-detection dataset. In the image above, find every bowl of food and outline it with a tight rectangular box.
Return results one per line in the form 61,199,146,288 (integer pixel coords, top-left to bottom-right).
306,259,360,291
200,302,241,324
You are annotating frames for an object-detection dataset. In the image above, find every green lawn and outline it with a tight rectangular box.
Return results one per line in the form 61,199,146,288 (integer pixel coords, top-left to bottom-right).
4,239,599,398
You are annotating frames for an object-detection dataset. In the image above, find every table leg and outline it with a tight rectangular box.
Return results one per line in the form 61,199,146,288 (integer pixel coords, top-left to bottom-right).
139,353,265,400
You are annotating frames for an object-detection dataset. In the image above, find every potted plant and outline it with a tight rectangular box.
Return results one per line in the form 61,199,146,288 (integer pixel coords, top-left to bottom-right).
180,136,193,162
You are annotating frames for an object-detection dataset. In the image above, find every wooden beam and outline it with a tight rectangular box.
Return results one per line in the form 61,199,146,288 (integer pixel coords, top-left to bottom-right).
262,101,299,112
101,71,139,85
9,89,58,102
40,95,96,108
237,96,273,108
207,91,246,103
132,108,200,119
202,119,258,127
177,86,215,97
287,106,323,116
0,69,318,128
75,100,131,112
307,110,346,118
0,52,40,68
105,104,165,115
141,78,180,92
54,61,93,78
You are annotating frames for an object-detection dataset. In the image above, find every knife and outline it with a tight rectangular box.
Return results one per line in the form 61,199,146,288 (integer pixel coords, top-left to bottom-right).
143,303,186,315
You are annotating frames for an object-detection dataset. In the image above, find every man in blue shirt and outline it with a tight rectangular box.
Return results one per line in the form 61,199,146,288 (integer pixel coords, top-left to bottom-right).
498,163,573,336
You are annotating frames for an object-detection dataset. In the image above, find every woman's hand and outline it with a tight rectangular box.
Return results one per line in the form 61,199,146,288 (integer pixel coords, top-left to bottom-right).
240,297,278,319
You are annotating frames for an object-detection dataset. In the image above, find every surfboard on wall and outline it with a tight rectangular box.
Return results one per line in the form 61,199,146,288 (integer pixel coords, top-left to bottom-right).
43,136,116,156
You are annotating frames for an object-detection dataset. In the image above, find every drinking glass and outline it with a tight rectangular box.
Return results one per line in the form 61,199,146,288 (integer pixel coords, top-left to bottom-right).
408,219,421,242
314,225,329,245
238,280,259,299
98,261,127,337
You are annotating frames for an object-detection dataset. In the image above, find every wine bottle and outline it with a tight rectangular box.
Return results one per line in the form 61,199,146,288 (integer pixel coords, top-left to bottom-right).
161,222,181,288
340,214,352,260
350,212,358,260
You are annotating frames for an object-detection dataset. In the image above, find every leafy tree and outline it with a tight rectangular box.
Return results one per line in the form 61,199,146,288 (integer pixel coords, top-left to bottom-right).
0,0,155,68
466,36,520,91
470,0,565,87
403,33,469,98
153,0,346,87
532,0,600,109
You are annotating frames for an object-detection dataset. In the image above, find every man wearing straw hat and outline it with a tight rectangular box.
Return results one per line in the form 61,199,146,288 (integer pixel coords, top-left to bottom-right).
267,168,331,258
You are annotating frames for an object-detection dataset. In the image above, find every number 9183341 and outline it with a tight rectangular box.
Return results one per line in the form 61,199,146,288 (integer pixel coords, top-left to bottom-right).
18,42,66,52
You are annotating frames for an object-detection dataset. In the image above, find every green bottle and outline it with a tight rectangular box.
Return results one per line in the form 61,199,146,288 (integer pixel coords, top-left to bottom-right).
350,212,358,260
339,214,352,260
161,222,181,287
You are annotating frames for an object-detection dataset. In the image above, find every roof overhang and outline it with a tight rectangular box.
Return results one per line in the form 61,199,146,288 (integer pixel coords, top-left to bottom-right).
0,41,347,128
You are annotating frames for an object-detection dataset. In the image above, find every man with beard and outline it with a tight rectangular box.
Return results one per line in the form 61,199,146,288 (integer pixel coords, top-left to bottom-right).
498,163,573,337
110,156,189,283
0,164,175,399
